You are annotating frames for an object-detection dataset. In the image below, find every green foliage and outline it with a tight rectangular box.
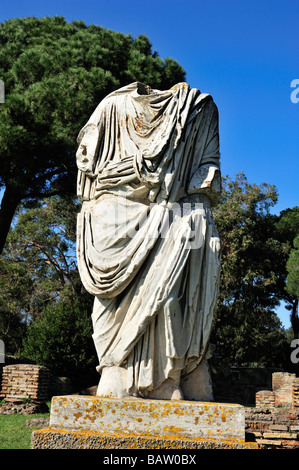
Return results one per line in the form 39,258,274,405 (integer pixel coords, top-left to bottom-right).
277,207,299,300
0,195,96,379
212,173,289,366
0,254,32,355
8,196,80,304
285,236,299,339
0,16,185,253
275,207,299,337
22,298,96,379
0,195,93,357
286,235,299,299
2,196,80,315
0,16,185,192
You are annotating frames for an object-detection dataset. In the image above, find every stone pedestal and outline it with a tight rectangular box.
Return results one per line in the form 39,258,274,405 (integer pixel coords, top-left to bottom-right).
31,395,258,449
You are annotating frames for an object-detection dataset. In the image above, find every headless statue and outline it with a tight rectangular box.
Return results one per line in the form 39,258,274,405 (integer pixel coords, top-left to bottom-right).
76,82,221,400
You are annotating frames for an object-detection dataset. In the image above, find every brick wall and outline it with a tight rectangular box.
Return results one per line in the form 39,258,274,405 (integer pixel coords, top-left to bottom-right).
293,379,299,407
246,407,299,449
255,390,275,408
255,373,299,409
0,364,50,402
272,372,296,406
251,372,299,448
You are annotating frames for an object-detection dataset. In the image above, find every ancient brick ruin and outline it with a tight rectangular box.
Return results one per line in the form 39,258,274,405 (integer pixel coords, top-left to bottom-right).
245,407,299,449
293,378,299,407
0,364,50,402
255,390,275,408
272,372,298,407
256,372,299,408
245,372,299,448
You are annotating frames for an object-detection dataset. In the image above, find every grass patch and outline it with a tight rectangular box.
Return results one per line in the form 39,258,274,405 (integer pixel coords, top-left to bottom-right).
0,402,51,449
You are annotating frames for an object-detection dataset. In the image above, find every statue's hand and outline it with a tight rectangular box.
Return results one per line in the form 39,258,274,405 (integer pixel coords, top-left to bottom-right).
98,156,135,177
96,156,139,188
76,124,99,176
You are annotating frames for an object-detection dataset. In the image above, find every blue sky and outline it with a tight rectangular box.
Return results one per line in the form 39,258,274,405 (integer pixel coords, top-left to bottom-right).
0,0,298,327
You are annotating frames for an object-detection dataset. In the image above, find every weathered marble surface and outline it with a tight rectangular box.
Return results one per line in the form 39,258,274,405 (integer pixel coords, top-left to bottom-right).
76,82,221,400
48,396,245,442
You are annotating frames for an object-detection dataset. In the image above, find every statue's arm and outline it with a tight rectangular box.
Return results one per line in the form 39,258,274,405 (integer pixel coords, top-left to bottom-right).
188,164,221,205
187,101,221,206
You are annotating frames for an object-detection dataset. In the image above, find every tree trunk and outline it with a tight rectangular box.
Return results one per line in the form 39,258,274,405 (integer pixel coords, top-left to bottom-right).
0,186,21,254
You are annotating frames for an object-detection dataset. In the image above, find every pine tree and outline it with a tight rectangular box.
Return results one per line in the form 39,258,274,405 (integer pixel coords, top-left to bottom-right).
0,16,185,253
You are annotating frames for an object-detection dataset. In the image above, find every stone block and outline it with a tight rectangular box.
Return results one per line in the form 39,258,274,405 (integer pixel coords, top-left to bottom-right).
263,432,297,439
269,424,288,431
49,395,246,442
256,438,282,447
31,395,254,449
250,431,263,437
282,439,299,447
31,428,258,449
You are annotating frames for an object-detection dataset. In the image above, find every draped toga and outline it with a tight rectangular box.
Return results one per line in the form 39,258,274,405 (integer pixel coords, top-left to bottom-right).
76,82,221,397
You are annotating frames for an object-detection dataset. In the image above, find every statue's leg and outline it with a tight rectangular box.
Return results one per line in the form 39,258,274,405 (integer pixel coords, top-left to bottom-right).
97,366,132,398
180,359,214,401
92,297,133,398
97,367,185,400
147,370,184,401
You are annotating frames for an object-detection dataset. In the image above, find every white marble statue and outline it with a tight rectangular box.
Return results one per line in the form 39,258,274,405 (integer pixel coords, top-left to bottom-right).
76,82,221,401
